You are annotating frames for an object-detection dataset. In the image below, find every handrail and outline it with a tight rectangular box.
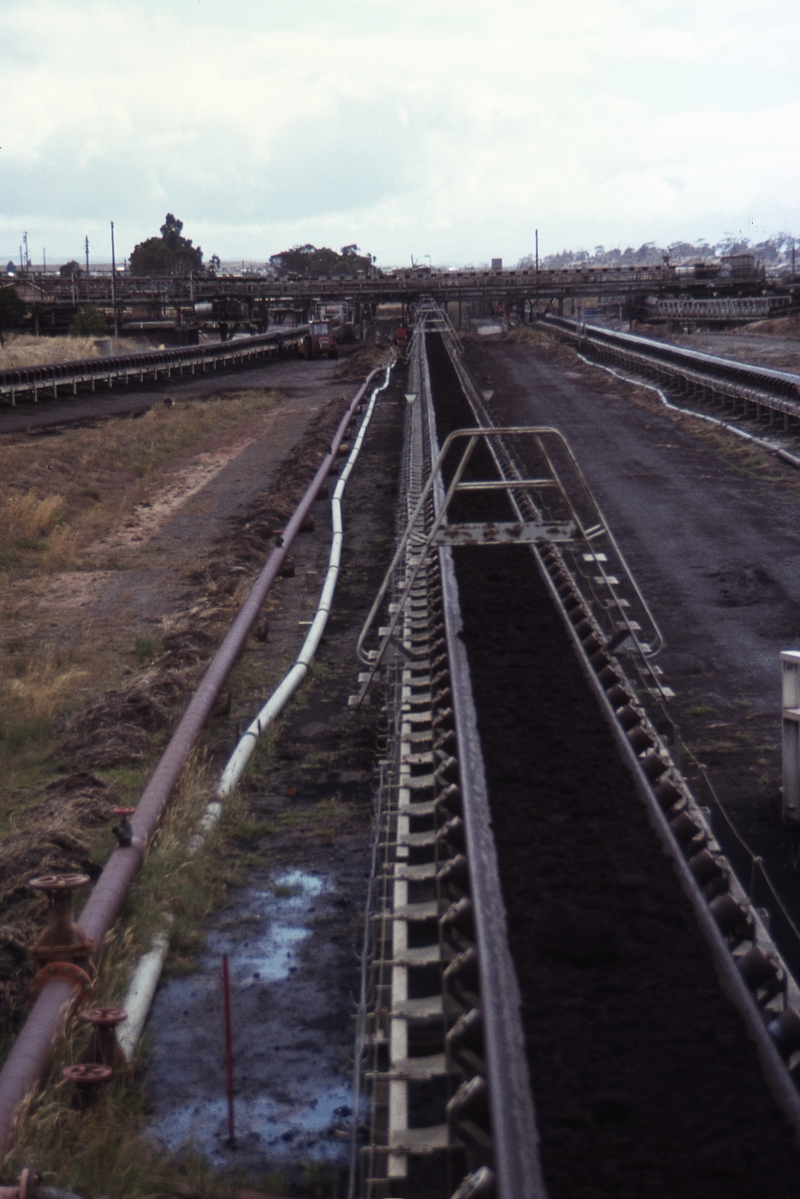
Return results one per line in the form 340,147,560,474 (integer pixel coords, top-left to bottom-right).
355,424,586,696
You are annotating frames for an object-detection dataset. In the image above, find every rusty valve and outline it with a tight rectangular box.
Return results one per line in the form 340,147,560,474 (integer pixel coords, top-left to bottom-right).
78,1006,128,1068
61,1062,112,1105
28,874,94,969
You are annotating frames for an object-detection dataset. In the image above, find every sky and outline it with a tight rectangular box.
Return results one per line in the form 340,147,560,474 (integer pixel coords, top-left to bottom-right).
1,0,798,269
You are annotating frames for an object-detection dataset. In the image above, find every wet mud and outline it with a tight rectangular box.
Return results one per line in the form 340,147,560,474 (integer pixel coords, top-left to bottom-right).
146,868,359,1172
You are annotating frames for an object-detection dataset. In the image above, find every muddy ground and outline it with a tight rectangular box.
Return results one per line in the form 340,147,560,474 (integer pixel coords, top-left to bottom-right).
143,359,406,1188
465,327,800,979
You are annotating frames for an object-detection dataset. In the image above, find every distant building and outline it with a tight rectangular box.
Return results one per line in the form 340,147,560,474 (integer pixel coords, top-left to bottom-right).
491,258,503,270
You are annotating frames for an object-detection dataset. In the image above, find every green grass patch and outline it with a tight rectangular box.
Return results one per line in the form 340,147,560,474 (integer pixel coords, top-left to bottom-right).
277,809,305,828
103,764,150,806
133,634,162,664
231,819,275,841
691,739,743,755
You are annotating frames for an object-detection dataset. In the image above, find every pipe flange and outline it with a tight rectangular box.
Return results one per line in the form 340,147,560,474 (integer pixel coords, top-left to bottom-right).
29,961,94,1006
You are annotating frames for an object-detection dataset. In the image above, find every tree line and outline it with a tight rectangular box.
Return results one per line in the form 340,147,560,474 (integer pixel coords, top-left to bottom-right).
521,233,797,271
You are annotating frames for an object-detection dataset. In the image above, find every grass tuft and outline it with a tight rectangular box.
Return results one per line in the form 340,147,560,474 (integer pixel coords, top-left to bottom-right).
231,819,275,841
134,634,162,665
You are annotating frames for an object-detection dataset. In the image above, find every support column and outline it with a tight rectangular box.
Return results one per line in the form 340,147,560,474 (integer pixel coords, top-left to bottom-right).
782,650,800,823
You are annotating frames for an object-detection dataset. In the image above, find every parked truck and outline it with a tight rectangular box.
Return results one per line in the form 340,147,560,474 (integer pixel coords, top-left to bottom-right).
302,320,338,359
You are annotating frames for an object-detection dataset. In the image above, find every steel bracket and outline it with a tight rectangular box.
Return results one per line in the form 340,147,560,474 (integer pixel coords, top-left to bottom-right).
433,519,575,546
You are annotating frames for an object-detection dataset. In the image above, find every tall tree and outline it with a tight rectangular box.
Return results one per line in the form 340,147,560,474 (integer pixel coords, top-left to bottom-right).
269,243,372,277
0,285,25,346
130,214,203,276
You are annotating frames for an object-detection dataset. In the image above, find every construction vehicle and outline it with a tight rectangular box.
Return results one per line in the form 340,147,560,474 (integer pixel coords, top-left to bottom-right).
302,320,338,359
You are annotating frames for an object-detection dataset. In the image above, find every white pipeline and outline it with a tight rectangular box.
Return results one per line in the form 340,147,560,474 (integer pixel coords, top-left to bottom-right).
216,361,394,799
117,925,171,1061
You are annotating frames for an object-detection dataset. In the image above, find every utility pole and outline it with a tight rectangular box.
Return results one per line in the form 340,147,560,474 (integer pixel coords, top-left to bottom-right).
110,221,118,338
85,236,90,300
43,249,46,274
23,231,29,271
535,228,539,320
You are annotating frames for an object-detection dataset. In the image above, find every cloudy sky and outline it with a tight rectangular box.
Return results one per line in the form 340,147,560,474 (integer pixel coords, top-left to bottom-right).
1,0,798,268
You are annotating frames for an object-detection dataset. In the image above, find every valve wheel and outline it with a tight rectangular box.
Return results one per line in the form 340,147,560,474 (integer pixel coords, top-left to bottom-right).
28,873,90,894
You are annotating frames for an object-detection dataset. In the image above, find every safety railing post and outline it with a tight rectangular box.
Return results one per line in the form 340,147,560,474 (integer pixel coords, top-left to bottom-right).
781,650,800,823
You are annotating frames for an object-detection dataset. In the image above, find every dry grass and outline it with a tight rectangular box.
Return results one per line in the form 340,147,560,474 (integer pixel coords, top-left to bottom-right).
4,651,89,726
0,389,281,576
0,493,75,573
0,334,145,371
0,640,105,804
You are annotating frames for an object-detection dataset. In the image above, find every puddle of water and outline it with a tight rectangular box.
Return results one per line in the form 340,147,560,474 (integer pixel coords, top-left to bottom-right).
145,869,357,1172
206,869,325,986
155,1081,353,1163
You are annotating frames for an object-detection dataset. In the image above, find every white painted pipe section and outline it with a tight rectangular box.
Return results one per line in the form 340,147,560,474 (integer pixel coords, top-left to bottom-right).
216,362,394,799
187,801,223,855
115,800,224,1059
117,925,171,1061
577,353,800,469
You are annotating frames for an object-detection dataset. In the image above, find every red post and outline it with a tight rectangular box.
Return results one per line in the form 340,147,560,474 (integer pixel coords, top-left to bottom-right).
222,955,235,1143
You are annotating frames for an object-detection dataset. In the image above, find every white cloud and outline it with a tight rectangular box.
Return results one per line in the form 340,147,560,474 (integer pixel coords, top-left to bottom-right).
0,0,798,265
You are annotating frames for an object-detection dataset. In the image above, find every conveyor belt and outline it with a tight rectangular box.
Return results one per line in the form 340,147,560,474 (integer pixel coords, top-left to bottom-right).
352,302,800,1199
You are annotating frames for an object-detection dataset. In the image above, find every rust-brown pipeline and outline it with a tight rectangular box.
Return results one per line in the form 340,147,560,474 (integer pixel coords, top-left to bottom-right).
0,368,383,1150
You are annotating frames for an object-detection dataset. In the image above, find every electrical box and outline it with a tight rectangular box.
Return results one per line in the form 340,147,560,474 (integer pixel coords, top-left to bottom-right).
781,650,800,823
